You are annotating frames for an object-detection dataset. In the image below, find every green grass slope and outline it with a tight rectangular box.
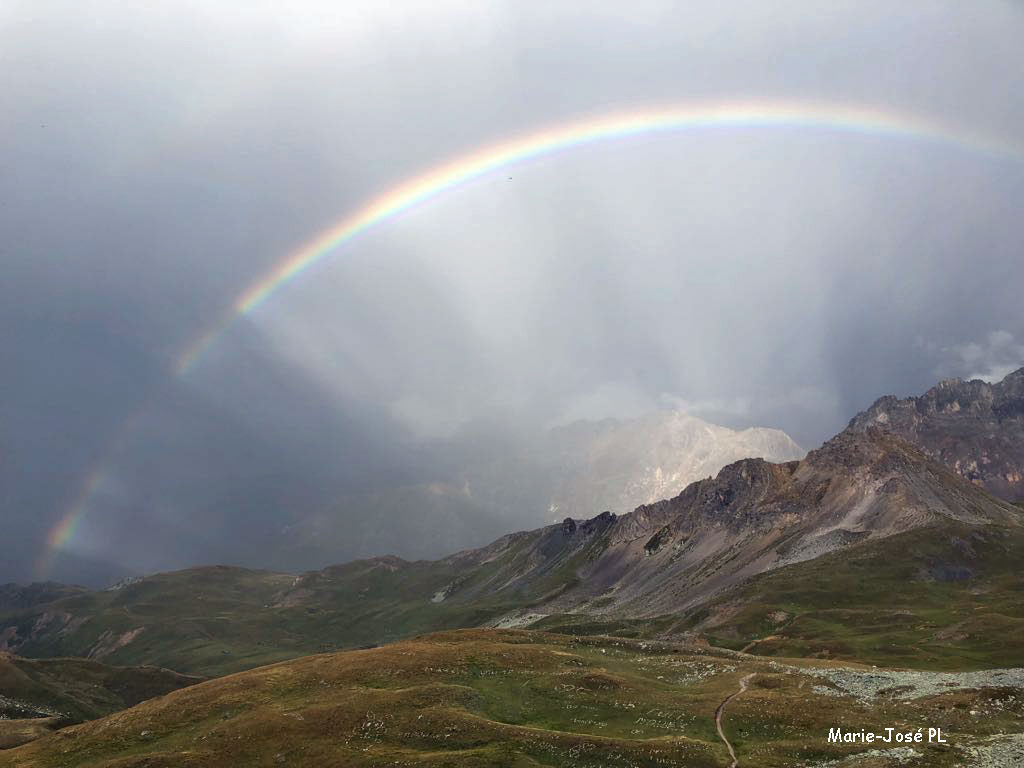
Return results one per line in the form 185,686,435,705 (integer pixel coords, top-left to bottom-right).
0,521,606,677
5,515,1023,679
674,520,1024,670
0,653,199,749
3,629,1020,768
2,563,490,677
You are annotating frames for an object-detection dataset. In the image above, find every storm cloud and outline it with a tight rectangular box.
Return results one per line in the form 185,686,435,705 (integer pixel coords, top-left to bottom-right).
3,1,1023,584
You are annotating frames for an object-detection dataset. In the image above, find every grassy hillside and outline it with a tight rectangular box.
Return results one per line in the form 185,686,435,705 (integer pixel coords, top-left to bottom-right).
0,654,198,749
0,654,199,723
1,564,492,677
670,521,1024,670
0,523,599,677
6,518,1024,680
3,629,1020,768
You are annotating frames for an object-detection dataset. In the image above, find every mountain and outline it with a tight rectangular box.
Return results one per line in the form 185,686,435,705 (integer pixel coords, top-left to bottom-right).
270,411,804,571
0,373,1016,676
1,426,1017,678
542,411,804,519
2,373,1024,762
847,367,1024,503
674,516,1024,669
457,425,1019,626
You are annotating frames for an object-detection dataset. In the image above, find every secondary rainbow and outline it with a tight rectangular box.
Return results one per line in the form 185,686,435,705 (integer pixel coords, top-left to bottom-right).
173,99,1023,375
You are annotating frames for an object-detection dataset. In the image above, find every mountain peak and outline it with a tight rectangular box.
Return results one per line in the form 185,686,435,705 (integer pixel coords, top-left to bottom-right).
545,410,803,519
847,368,1024,502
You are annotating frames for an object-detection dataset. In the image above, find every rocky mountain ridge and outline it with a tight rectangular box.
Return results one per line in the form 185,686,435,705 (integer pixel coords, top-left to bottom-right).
491,425,1019,619
542,411,804,520
848,367,1024,502
0,373,1020,678
273,411,804,572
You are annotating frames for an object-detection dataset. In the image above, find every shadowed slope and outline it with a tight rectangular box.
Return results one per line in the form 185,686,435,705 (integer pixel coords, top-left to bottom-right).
0,653,199,749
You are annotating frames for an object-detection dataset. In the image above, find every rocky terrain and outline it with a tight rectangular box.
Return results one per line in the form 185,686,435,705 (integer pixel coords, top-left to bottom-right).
279,411,805,568
848,368,1024,503
542,411,804,519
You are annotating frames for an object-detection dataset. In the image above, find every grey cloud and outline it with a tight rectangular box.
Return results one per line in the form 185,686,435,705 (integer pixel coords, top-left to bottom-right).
929,331,1024,383
2,0,1024,584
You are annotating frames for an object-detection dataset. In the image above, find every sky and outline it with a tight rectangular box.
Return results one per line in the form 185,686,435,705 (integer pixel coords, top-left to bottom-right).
2,0,1024,585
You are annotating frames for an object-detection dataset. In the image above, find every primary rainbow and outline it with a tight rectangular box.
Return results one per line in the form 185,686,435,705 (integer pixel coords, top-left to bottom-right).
36,466,107,578
173,99,1023,375
40,99,1023,577
34,402,151,579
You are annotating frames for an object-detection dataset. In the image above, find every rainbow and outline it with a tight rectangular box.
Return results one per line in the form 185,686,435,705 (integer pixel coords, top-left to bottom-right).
40,99,1023,577
173,99,1023,375
36,466,108,578
35,404,147,579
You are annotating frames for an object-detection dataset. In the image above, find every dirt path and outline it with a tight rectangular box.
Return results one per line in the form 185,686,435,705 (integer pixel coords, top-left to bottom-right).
738,614,801,654
739,636,778,654
715,673,754,768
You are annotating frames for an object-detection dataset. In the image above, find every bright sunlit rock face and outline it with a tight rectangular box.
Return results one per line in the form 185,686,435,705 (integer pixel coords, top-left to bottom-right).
544,411,804,519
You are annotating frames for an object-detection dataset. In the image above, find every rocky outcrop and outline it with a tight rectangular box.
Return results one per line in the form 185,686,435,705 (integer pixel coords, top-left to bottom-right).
543,411,805,518
847,368,1024,502
549,426,1020,616
431,426,1019,620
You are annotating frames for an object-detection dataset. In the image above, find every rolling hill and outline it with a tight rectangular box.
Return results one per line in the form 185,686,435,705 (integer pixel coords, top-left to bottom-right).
2,629,1020,768
0,653,198,749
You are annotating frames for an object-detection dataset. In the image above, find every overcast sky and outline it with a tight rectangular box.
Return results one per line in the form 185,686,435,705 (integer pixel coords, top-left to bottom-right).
3,1,1024,584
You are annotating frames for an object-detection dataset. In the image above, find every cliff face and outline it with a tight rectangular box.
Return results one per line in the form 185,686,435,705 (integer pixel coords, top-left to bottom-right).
847,368,1024,502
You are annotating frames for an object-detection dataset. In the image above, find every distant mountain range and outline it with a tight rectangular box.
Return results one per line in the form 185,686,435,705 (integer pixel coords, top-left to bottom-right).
1,369,1020,680
277,411,804,566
